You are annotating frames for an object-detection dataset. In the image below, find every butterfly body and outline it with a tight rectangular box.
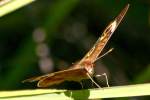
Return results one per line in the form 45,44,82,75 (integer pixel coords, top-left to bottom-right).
23,4,129,88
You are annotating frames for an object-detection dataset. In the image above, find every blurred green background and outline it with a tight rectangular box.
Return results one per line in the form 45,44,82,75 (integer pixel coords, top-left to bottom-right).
0,0,150,95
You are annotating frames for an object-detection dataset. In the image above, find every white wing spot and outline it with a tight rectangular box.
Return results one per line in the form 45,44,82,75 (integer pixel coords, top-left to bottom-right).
110,21,117,33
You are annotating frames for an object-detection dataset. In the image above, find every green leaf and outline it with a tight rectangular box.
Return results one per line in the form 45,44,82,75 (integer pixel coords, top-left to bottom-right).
0,83,150,99
0,0,35,17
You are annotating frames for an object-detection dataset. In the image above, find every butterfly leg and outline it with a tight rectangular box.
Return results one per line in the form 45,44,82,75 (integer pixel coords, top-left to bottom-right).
86,73,101,88
79,81,84,89
95,73,109,87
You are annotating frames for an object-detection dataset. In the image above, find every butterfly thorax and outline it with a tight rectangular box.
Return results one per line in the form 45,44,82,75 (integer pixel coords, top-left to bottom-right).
72,60,94,76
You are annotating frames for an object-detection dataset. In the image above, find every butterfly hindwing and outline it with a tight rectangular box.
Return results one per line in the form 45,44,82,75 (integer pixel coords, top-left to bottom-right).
37,68,87,87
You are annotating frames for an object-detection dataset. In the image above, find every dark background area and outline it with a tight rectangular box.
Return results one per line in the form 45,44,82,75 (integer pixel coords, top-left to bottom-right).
0,0,150,99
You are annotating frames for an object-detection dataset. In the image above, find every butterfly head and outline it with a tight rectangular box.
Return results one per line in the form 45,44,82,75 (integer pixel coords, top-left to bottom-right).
80,60,94,75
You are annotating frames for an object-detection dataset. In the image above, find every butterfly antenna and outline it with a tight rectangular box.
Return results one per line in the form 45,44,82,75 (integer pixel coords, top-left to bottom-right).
95,48,114,62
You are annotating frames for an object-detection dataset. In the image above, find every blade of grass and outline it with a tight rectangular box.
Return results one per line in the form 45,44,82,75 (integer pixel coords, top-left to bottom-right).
0,0,35,17
0,83,150,99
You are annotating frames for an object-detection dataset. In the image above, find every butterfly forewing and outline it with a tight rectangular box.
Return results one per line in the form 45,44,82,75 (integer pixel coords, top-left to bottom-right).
79,4,129,64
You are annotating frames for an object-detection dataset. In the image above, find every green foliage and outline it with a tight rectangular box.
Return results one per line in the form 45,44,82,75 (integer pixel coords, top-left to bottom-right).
0,83,150,99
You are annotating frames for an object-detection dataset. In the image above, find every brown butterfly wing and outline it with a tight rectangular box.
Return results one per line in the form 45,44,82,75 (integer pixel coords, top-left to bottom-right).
23,68,88,87
37,68,87,87
78,4,129,64
22,75,49,83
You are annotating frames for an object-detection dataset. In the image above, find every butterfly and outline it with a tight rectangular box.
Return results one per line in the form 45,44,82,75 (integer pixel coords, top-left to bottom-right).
22,4,129,88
